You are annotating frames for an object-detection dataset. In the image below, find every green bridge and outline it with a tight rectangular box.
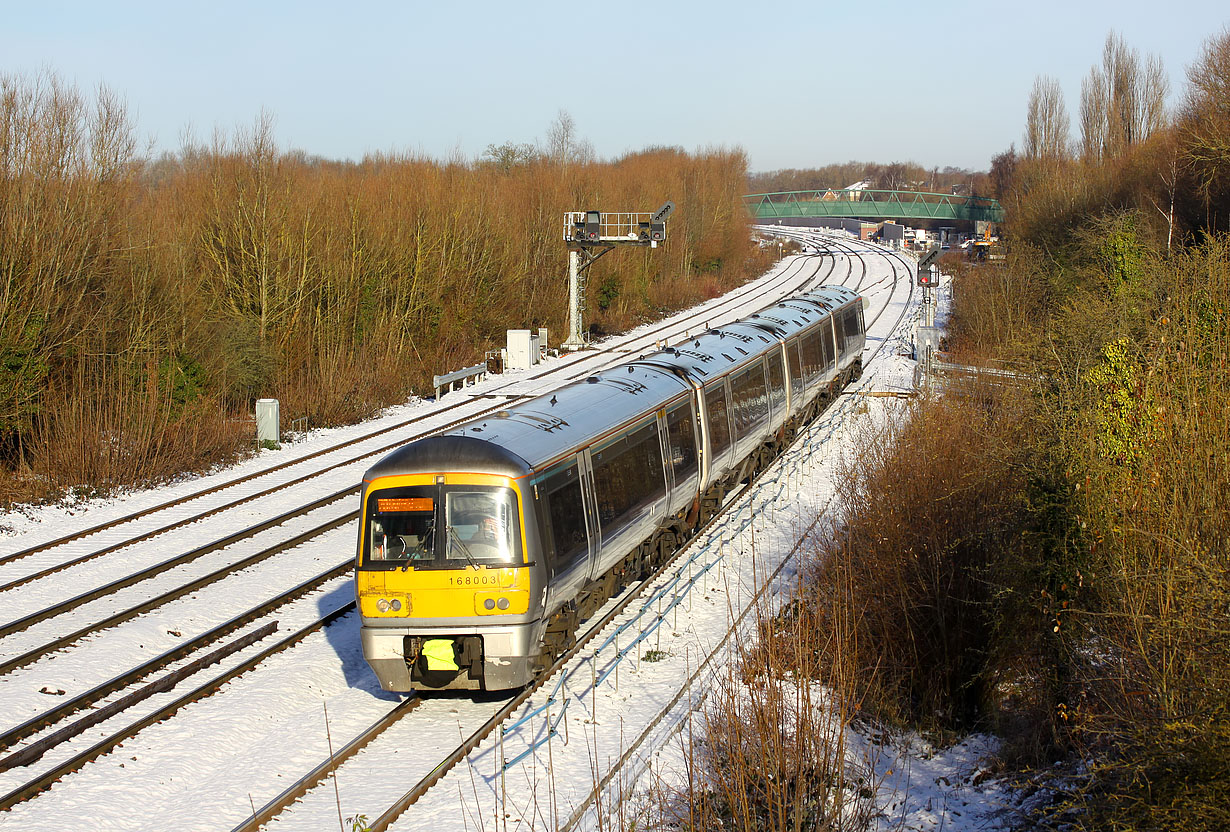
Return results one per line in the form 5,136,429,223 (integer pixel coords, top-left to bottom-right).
744,189,1005,225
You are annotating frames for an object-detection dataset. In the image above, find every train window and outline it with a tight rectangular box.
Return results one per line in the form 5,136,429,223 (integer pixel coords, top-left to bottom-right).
788,340,804,400
801,329,823,381
705,383,732,455
541,466,588,571
366,486,435,564
730,361,769,437
445,490,519,564
766,351,786,418
665,401,698,483
362,484,521,568
592,421,666,539
821,318,836,367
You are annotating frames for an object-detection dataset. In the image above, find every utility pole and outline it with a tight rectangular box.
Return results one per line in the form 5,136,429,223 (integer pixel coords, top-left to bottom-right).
561,202,674,350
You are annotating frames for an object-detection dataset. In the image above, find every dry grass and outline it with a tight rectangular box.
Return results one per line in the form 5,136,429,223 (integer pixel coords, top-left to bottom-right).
641,580,877,832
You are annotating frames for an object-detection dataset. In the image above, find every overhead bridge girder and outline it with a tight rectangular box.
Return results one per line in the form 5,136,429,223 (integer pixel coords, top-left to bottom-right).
744,189,1005,225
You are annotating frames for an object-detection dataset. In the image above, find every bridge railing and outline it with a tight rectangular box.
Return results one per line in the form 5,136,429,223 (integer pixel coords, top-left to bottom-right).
744,189,1005,223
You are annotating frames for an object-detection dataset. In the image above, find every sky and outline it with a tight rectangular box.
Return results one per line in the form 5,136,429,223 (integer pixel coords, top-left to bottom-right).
2,0,1227,173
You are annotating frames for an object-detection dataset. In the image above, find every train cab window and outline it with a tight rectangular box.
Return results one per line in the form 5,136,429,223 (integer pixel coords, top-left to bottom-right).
362,484,522,569
730,361,769,436
445,490,519,564
788,341,804,400
705,383,732,454
665,402,698,483
766,351,786,418
821,318,836,368
593,421,666,539
367,489,435,564
540,465,588,571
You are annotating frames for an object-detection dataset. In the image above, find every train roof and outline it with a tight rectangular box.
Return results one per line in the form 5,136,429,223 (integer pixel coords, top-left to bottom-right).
364,434,533,480
363,287,864,482
631,285,862,385
366,362,692,481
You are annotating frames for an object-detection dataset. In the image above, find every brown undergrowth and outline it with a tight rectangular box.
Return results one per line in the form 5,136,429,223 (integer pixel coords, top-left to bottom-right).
638,569,877,832
0,72,770,506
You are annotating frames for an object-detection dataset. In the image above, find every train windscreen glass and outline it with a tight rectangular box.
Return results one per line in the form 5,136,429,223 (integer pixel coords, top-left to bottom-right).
369,491,435,562
364,485,522,567
444,490,519,564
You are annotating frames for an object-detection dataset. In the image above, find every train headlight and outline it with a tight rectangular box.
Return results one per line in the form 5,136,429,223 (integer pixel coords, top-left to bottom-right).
475,590,529,615
373,596,408,614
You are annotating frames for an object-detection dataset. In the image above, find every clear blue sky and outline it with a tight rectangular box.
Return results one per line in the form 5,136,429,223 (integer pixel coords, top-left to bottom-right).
3,0,1226,172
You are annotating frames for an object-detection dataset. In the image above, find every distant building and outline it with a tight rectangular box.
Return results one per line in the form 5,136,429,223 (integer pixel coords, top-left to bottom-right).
876,221,905,248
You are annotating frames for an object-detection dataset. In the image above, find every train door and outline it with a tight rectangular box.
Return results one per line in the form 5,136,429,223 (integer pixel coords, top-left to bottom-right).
576,450,603,582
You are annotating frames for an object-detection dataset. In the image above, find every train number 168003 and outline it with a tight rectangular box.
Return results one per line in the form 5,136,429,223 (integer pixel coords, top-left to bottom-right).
449,575,499,586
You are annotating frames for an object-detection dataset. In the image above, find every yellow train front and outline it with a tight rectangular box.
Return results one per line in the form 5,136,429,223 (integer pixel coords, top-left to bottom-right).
355,436,550,692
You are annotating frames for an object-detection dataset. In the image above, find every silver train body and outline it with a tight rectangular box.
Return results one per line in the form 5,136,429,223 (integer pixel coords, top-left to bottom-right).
356,286,867,692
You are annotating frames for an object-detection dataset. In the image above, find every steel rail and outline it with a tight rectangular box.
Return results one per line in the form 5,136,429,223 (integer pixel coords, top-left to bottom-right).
0,621,280,773
0,560,350,753
0,251,831,585
0,598,360,811
0,509,353,676
0,486,355,640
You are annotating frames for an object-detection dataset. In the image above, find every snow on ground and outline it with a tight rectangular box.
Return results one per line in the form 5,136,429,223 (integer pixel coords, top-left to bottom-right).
378,251,1022,832
0,237,1021,831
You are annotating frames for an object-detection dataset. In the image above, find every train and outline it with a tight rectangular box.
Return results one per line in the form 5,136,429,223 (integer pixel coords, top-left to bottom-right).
355,286,867,692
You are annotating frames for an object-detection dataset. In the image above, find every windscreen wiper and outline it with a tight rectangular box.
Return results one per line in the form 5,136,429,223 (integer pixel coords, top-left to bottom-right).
446,525,482,570
403,520,436,572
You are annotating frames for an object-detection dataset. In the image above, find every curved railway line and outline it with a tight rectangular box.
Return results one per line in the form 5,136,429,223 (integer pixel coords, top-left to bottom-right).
0,231,919,824
230,230,919,831
1,244,839,579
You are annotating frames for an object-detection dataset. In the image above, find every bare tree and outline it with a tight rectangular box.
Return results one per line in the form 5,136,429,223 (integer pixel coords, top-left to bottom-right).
481,141,536,171
1024,75,1071,162
1080,31,1169,161
543,109,593,170
1179,26,1230,223
1080,69,1108,161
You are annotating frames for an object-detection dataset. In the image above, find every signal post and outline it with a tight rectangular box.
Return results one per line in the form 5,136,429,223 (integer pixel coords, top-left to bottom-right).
561,201,674,350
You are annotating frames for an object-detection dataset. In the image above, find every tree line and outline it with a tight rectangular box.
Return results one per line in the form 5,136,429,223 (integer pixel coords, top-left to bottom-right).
0,77,766,504
648,26,1230,832
748,160,990,196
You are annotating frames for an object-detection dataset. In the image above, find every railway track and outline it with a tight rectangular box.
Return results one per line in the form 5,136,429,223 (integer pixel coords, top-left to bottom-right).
210,234,920,831
0,250,840,657
0,238,896,819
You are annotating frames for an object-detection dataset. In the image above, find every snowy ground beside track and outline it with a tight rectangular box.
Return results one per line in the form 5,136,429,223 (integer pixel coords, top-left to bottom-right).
381,264,1021,832
0,241,1021,831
